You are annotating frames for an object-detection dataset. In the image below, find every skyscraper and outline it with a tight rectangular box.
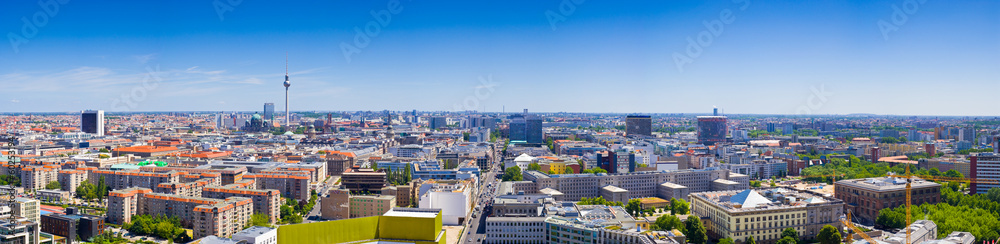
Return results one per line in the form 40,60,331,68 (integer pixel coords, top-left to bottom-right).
625,115,652,137
508,110,543,144
80,110,104,136
697,114,727,145
263,103,274,121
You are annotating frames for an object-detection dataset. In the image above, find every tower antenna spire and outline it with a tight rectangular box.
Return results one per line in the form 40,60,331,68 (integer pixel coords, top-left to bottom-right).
285,52,288,76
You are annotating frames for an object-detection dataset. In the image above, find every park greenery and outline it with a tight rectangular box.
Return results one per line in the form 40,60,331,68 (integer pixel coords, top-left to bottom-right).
876,202,1000,241
580,168,608,174
247,213,273,228
124,215,190,242
653,214,684,232
817,225,841,244
799,155,962,184
577,196,623,207
279,194,315,225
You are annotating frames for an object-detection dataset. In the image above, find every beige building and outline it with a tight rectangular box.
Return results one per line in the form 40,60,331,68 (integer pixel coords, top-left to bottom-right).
321,188,396,220
690,188,844,244
57,169,88,194
13,198,39,224
89,169,182,190
244,173,311,201
107,187,253,239
20,166,57,191
202,185,280,224
107,187,153,225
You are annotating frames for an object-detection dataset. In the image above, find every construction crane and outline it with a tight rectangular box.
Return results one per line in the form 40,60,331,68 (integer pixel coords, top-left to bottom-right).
842,210,879,244
885,164,1000,244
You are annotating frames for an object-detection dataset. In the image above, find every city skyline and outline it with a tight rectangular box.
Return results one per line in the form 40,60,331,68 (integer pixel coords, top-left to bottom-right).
1,1,998,115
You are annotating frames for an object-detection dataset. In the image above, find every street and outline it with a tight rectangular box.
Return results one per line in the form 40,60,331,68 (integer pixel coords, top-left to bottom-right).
459,141,504,243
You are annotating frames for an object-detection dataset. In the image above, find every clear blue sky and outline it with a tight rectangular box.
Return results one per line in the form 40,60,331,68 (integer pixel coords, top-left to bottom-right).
0,1,997,115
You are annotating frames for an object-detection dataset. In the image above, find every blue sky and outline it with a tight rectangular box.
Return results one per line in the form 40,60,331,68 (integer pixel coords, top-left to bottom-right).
0,1,998,115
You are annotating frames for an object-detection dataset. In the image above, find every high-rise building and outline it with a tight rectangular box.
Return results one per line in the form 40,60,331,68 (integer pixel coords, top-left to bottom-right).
428,117,448,130
970,153,1000,195
80,110,104,136
263,103,274,121
625,115,652,137
508,110,543,144
925,142,936,156
697,115,727,145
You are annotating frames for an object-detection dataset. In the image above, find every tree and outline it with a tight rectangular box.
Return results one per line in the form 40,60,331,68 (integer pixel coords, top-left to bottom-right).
592,168,608,174
987,187,1000,203
45,181,61,190
777,237,797,244
684,215,707,244
817,225,841,244
502,166,523,181
547,169,557,175
563,167,574,174
669,198,678,215
781,227,799,241
718,238,734,244
528,163,541,171
248,213,272,228
654,215,685,232
746,236,757,244
672,198,690,215
943,169,963,178
625,199,643,218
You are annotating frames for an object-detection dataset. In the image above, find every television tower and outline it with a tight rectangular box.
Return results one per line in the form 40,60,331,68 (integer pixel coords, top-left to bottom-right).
283,53,291,128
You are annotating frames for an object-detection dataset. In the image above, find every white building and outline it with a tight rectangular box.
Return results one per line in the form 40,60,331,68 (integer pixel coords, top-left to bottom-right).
507,154,535,170
231,226,277,244
418,179,475,225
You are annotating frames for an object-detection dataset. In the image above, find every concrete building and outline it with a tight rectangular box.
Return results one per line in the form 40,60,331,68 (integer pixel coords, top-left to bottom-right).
418,179,475,225
320,188,396,220
690,188,844,244
697,116,728,145
57,169,88,195
80,110,104,136
970,153,1000,195
202,186,281,224
835,177,940,225
884,220,936,244
37,190,71,202
107,188,152,225
40,209,105,243
230,226,277,244
107,187,253,239
13,198,40,224
244,173,310,201
657,182,690,201
523,168,748,201
20,166,57,191
0,217,40,244
484,217,547,244
89,169,182,191
341,167,387,194
626,115,652,137
599,185,628,203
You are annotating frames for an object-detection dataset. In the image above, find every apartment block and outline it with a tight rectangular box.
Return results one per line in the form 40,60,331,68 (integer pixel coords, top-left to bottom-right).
192,197,253,239
57,169,88,194
89,169,182,190
107,188,153,225
20,166,57,191
202,186,280,224
244,173,310,201
13,198,39,224
155,178,218,197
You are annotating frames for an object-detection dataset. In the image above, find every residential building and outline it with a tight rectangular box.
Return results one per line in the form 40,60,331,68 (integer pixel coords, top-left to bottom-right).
13,198,40,224
202,186,281,224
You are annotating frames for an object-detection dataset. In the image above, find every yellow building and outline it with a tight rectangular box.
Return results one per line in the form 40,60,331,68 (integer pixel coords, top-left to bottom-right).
278,208,445,244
